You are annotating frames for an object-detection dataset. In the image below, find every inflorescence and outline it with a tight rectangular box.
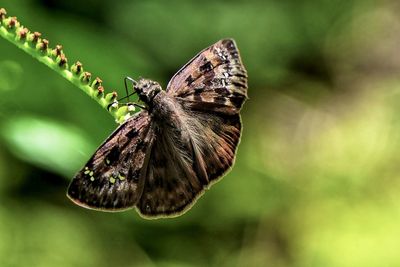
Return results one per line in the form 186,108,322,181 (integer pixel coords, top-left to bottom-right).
0,7,134,124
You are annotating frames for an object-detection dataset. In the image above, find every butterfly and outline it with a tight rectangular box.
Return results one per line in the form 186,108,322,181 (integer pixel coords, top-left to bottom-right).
67,38,248,218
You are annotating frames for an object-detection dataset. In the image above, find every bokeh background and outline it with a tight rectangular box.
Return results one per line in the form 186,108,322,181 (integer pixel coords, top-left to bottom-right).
1,0,399,266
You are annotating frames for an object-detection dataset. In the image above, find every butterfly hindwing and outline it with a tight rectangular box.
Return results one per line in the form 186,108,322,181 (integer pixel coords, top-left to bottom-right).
67,112,154,211
136,123,204,217
135,111,242,218
190,111,242,182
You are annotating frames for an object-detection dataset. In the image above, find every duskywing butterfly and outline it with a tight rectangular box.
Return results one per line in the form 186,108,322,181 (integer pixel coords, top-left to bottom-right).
67,39,248,218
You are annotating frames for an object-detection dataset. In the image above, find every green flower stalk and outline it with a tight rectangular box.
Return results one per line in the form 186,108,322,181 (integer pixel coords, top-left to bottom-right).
0,8,134,124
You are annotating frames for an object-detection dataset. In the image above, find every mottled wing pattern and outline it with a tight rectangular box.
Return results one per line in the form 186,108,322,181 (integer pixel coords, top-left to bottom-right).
136,111,242,218
67,112,154,211
169,38,247,188
136,122,204,217
136,39,247,218
167,38,248,115
188,111,242,182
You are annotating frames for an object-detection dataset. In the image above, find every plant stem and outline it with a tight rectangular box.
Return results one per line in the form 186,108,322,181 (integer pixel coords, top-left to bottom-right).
0,8,134,124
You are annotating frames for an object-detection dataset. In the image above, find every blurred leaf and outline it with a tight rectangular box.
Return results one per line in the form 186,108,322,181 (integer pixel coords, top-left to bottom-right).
0,115,95,177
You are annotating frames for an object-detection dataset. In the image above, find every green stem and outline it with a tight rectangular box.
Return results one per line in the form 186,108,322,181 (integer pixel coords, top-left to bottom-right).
0,8,134,124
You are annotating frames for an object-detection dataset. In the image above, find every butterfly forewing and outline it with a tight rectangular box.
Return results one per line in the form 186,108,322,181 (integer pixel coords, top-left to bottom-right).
67,112,153,211
167,39,248,115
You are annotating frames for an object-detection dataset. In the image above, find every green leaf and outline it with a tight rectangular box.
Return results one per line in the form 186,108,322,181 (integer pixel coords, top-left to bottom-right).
1,115,95,177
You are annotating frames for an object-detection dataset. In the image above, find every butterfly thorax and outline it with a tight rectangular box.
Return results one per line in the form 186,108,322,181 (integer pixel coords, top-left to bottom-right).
134,78,162,108
134,78,183,125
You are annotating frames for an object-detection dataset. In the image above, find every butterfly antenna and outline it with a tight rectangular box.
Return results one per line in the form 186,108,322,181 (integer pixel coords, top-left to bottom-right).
120,77,148,111
119,76,138,103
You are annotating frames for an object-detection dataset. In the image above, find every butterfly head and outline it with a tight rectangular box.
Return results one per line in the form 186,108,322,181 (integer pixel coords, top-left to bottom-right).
134,78,162,105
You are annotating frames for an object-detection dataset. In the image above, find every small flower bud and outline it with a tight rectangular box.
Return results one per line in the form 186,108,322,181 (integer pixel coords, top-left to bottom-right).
0,8,7,22
36,38,49,53
27,31,41,46
96,86,105,98
105,91,118,102
6,16,19,29
91,77,102,88
57,54,68,69
17,27,28,41
80,71,91,84
51,44,63,58
71,61,83,75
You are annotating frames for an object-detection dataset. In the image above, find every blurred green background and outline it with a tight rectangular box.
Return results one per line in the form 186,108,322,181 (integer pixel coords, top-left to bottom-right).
1,0,399,266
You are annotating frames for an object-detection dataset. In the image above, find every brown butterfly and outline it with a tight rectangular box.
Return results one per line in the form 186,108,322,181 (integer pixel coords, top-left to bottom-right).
67,39,248,218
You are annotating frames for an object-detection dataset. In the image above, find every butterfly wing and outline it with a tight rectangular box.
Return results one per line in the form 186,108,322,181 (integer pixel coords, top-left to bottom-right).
135,122,205,218
135,111,241,218
166,38,248,115
67,111,154,211
136,39,247,218
170,38,247,183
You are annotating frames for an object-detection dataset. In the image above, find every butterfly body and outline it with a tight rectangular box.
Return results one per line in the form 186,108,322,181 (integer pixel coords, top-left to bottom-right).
67,39,248,218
